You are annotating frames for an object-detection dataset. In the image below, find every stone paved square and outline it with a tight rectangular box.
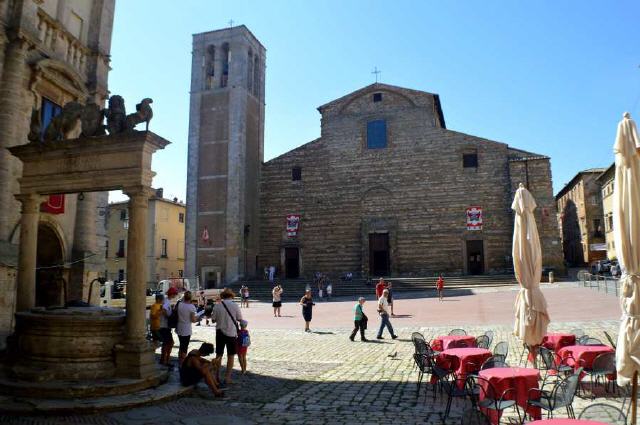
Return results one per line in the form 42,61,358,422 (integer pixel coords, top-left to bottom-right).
1,284,634,424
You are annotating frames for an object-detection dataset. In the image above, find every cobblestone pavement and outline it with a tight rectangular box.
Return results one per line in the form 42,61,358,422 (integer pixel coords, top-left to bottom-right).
2,316,633,425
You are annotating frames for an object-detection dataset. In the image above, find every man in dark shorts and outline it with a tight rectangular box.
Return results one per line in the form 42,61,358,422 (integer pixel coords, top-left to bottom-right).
180,343,224,397
211,288,243,385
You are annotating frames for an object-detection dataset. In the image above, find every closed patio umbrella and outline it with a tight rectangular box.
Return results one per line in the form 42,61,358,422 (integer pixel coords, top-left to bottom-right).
512,184,550,349
613,112,640,423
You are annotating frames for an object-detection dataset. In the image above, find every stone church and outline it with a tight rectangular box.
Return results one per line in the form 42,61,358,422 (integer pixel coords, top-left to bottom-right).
186,25,563,286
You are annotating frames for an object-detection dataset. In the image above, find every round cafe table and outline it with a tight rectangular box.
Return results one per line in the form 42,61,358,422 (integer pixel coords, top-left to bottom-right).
542,332,576,352
527,420,609,425
435,347,492,385
557,345,615,376
478,367,541,425
431,335,477,351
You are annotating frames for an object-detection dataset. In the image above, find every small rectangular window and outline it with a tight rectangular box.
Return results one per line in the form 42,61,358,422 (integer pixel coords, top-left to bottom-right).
463,153,478,168
117,240,125,257
120,209,127,220
292,167,302,181
178,269,184,277
161,239,168,258
41,98,62,139
373,93,382,102
367,120,387,149
118,269,125,282
178,212,185,223
105,240,109,258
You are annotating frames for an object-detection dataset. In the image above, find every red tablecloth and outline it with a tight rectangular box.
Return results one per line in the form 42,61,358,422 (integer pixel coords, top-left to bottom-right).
542,333,576,352
527,420,609,425
431,335,477,351
557,345,615,378
433,348,492,385
478,367,541,425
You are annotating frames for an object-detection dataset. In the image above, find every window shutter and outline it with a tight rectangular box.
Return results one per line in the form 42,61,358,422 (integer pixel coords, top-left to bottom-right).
367,120,387,149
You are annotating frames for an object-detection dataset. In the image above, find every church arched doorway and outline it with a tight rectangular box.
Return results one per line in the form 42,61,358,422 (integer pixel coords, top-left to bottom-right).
35,223,65,307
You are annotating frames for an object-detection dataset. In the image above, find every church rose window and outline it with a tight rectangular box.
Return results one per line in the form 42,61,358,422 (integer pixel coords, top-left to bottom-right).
367,120,387,149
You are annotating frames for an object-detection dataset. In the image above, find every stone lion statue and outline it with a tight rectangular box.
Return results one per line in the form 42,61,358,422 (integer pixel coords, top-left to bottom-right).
105,95,126,135
42,101,84,143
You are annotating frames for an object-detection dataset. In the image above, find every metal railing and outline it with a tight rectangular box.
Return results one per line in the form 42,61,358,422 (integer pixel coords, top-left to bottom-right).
579,271,621,297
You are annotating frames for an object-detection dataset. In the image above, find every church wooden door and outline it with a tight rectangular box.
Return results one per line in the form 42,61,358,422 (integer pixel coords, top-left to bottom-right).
466,240,484,275
369,233,390,276
284,247,300,279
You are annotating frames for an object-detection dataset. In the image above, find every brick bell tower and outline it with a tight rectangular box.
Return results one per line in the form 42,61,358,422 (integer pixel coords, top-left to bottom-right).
185,25,265,286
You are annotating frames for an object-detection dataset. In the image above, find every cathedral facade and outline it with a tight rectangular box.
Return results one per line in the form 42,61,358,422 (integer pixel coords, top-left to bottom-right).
186,26,563,285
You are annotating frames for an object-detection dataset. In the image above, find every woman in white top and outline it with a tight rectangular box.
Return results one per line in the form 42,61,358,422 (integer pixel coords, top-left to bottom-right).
272,284,283,317
176,291,198,365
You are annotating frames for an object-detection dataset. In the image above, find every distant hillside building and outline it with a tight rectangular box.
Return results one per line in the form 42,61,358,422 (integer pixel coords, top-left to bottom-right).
105,190,185,287
556,168,607,266
186,25,563,286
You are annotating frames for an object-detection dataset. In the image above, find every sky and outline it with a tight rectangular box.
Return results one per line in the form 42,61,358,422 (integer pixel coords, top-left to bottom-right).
108,1,640,203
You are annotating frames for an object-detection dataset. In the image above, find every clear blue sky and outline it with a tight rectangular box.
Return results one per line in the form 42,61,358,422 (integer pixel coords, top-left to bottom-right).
108,1,640,202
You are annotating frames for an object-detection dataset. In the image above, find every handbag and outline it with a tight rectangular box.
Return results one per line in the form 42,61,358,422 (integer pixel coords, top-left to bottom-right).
220,300,241,341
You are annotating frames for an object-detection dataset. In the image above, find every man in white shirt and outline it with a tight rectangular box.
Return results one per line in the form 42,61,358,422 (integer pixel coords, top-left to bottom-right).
176,291,198,365
376,289,398,340
211,288,243,385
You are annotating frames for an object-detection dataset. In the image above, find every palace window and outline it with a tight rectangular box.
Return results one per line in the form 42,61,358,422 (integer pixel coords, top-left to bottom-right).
593,219,603,237
117,240,125,257
373,93,383,102
463,153,478,169
366,120,387,149
118,269,125,282
178,269,184,277
120,209,127,220
161,239,168,258
292,166,302,181
179,212,185,223
41,98,62,139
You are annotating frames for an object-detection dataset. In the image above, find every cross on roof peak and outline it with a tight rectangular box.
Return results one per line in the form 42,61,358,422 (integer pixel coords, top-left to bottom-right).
371,67,381,83
228,19,234,28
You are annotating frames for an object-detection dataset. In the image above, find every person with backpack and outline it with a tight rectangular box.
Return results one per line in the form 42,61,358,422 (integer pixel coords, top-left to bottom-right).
236,320,250,374
211,288,243,386
161,287,178,368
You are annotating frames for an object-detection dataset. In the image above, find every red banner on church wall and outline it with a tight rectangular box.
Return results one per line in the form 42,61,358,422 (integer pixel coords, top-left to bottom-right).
466,206,482,231
40,194,65,214
286,214,301,238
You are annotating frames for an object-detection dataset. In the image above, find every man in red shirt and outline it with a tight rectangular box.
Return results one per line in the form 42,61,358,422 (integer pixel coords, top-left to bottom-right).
375,278,386,299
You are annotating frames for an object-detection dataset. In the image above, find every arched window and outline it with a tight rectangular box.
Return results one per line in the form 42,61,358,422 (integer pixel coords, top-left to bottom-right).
220,43,230,88
205,45,215,89
247,49,254,94
253,56,260,97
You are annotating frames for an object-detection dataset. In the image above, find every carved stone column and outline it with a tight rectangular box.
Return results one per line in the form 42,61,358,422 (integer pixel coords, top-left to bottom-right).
15,194,41,312
114,186,156,379
0,37,29,241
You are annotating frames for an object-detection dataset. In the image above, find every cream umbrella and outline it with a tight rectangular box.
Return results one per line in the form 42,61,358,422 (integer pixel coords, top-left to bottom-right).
513,184,550,354
613,112,640,424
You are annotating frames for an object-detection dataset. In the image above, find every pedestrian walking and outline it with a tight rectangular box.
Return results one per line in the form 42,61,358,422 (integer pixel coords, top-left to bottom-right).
264,266,269,280
240,285,250,308
387,282,394,316
236,320,250,374
272,283,283,317
268,265,276,282
204,298,214,326
176,291,199,365
436,274,444,301
376,289,397,340
375,277,386,299
300,290,315,332
211,288,243,385
349,297,368,341
326,281,333,300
